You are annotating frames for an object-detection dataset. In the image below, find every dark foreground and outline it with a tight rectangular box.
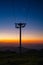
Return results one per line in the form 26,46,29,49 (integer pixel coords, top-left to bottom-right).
0,49,43,65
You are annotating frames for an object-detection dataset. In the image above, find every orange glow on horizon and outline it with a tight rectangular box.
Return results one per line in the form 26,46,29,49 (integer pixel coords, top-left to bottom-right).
0,30,43,44
0,39,43,44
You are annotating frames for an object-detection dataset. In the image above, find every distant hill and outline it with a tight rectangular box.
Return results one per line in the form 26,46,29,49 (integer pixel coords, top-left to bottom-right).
0,46,28,53
0,46,43,54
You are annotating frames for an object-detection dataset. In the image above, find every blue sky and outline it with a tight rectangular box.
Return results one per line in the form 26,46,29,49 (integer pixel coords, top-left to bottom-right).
0,0,43,31
0,0,43,41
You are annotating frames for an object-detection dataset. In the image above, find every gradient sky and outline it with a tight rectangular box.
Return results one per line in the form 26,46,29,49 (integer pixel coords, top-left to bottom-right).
0,0,43,44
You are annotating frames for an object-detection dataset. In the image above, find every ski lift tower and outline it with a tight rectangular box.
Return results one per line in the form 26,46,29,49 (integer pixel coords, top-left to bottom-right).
15,23,26,55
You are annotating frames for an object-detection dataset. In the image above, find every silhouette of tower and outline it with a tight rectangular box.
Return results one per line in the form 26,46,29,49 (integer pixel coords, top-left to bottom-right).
15,23,26,55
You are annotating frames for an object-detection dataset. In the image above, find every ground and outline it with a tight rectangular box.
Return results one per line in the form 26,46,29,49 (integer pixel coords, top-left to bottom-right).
0,51,43,65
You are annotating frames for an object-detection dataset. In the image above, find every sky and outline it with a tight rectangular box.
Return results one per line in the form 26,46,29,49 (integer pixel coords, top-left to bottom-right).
0,0,43,45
